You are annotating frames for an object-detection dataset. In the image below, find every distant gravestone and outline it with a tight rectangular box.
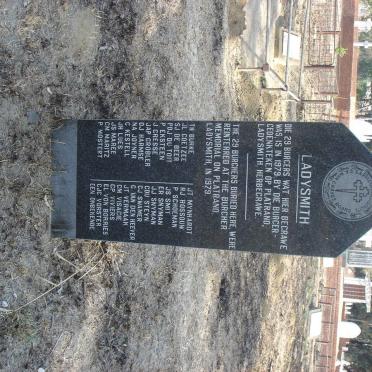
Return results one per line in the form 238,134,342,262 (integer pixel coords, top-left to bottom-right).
51,120,372,257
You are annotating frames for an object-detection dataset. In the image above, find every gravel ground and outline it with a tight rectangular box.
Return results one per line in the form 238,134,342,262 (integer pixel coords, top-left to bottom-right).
0,1,317,371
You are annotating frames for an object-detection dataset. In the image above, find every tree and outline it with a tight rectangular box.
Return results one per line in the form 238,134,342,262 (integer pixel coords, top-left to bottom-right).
354,268,367,278
345,304,372,371
357,2,372,112
360,0,372,15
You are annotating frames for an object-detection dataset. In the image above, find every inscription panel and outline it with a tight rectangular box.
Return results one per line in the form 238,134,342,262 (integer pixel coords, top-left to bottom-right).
51,120,372,257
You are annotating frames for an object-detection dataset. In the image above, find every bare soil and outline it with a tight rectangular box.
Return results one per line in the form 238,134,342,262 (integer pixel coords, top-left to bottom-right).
0,1,318,371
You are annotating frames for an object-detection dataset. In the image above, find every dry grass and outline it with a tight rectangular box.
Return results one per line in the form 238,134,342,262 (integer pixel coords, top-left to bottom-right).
0,249,106,314
0,1,319,370
253,255,319,372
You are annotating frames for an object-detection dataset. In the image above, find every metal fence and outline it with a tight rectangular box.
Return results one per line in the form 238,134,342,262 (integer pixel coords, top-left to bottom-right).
302,101,333,122
308,33,338,66
314,69,338,95
237,0,342,122
301,0,342,121
307,0,341,66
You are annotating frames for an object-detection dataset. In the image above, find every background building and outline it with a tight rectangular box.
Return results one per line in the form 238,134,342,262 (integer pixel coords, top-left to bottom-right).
346,231,372,268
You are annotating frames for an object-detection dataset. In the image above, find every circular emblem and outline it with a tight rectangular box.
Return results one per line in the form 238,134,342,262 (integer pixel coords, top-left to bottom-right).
322,161,372,221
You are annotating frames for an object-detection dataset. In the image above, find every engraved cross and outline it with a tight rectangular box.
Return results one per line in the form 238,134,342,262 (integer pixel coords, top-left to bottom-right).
335,180,369,203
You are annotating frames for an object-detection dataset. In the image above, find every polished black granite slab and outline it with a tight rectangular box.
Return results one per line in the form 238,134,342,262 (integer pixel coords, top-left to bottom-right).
51,120,372,257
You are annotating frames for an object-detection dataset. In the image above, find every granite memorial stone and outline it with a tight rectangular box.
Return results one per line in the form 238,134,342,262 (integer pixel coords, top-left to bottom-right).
51,120,372,257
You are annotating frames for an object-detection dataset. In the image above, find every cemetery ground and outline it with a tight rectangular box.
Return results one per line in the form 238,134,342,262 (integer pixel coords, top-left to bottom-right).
0,1,320,371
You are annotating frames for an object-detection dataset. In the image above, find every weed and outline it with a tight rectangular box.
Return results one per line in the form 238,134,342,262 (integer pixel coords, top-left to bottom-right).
335,46,348,57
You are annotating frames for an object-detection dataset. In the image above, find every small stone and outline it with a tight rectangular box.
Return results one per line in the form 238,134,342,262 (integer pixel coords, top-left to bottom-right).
27,111,40,125
38,368,46,372
1,301,9,308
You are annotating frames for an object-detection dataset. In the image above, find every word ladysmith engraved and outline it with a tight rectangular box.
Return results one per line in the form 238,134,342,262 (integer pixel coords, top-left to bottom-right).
51,120,372,257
